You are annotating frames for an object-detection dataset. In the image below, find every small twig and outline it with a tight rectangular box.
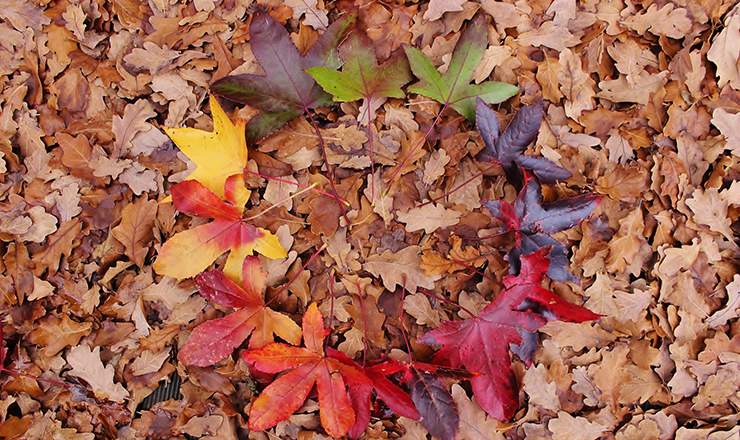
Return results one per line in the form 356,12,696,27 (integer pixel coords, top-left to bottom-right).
418,288,476,318
399,275,413,364
356,280,368,366
447,256,499,286
265,244,328,308
418,162,498,208
242,168,350,206
383,104,448,197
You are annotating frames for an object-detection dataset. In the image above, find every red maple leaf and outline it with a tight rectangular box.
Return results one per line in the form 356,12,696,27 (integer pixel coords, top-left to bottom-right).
418,249,600,421
242,303,371,438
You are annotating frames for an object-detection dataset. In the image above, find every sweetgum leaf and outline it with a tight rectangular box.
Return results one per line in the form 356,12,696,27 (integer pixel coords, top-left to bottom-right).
243,303,372,438
211,10,355,144
482,174,601,282
177,258,302,367
403,14,518,120
419,250,600,421
326,348,420,438
306,30,412,104
474,98,571,186
152,178,286,282
405,369,459,440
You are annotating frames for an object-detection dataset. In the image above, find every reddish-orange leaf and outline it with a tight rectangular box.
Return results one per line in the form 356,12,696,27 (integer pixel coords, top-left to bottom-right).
152,177,286,281
243,303,371,438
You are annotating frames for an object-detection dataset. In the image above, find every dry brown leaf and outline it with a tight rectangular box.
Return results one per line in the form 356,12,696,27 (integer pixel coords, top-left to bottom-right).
363,245,441,294
111,197,157,267
396,203,461,233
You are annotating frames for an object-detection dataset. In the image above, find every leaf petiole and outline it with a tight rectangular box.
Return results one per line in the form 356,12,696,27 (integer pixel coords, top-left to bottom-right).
242,168,350,206
418,162,498,208
418,288,476,319
265,243,328,308
244,183,319,221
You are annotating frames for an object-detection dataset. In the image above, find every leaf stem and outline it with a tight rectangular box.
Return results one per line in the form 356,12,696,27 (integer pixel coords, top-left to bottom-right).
383,104,447,197
418,288,476,318
265,244,328,308
447,256,500,286
356,280,369,366
305,112,352,226
364,103,377,203
244,183,318,221
1,368,72,388
242,168,350,206
399,275,414,365
418,162,498,208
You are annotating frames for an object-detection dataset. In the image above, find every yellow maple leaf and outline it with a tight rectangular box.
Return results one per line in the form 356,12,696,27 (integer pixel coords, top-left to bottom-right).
164,96,248,199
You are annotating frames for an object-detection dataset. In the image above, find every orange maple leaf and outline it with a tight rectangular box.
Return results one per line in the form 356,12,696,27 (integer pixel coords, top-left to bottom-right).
153,175,286,281
242,303,370,438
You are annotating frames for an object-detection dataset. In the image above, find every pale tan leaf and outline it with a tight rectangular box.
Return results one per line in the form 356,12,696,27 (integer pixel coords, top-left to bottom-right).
363,246,441,294
396,203,461,234
67,345,130,403
403,292,444,327
548,411,609,440
129,348,171,376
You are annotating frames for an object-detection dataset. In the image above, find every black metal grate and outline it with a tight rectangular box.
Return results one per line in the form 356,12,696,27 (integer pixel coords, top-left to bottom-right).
136,372,183,412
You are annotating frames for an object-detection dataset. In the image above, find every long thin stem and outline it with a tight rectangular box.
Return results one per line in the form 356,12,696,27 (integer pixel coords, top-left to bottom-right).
418,162,498,208
418,288,476,318
242,168,350,206
1,368,71,388
364,103,377,203
265,244,327,308
399,275,413,364
447,256,499,286
356,280,368,366
305,112,351,226
244,183,318,221
383,104,447,197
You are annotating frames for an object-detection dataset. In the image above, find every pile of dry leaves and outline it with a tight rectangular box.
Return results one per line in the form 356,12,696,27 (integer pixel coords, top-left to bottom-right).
2,0,740,439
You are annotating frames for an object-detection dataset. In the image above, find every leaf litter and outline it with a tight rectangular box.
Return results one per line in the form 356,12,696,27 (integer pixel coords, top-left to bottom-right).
2,1,740,440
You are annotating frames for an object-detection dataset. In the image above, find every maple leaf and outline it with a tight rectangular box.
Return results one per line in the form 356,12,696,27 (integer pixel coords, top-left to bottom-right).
482,174,601,282
164,97,247,199
178,257,301,367
152,176,286,282
419,250,600,421
242,303,371,438
306,30,412,111
474,98,571,186
211,10,355,144
403,14,519,121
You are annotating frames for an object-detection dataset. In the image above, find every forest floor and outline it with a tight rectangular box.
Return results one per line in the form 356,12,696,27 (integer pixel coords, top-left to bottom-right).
2,0,740,439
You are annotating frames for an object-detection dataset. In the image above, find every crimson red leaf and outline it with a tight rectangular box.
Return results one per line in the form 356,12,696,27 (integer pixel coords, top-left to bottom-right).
419,250,599,421
474,98,571,186
326,348,420,438
482,174,601,282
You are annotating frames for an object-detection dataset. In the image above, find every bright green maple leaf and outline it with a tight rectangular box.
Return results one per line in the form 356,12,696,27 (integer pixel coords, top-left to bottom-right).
306,30,412,107
403,14,519,120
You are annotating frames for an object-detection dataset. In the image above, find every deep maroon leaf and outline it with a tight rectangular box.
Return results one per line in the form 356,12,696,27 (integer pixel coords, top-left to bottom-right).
474,98,571,186
405,369,459,440
482,174,600,282
211,11,356,144
419,250,599,421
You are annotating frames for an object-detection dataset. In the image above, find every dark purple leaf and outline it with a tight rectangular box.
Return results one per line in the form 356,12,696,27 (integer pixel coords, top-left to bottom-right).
482,174,600,282
405,369,459,440
211,11,355,144
474,98,571,186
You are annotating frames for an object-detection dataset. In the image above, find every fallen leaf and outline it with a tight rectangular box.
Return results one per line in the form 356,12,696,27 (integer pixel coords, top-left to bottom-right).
66,345,130,403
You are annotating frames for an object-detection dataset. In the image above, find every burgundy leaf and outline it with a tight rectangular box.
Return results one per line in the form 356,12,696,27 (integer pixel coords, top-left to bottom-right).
405,369,459,440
